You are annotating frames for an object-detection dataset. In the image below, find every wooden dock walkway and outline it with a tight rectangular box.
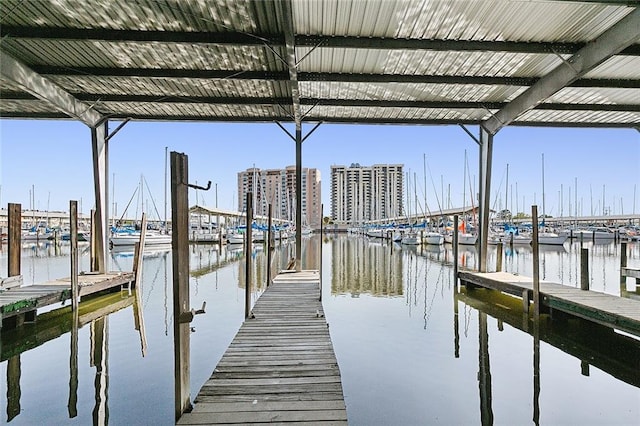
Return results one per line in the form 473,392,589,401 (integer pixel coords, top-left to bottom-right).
459,271,640,338
178,270,348,425
0,272,135,327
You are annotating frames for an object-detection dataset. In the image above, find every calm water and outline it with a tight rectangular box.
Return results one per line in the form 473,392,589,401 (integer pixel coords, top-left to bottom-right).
1,236,639,425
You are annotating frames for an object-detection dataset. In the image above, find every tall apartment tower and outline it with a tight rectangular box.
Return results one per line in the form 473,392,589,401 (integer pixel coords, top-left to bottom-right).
237,166,322,228
331,163,403,224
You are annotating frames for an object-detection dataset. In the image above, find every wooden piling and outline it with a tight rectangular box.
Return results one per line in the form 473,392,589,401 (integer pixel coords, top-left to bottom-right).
245,192,253,319
132,213,148,289
320,203,324,302
581,248,589,291
170,151,192,420
496,242,503,272
8,203,21,278
532,205,540,319
266,204,273,287
620,242,627,291
70,201,79,312
453,215,459,288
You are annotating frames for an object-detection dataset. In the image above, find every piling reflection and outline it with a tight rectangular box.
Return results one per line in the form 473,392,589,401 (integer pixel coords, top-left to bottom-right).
1,290,140,424
456,287,640,414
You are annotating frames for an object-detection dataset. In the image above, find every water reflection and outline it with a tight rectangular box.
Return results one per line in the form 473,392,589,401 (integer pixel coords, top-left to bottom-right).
324,235,639,425
330,237,403,296
456,286,640,424
1,290,138,424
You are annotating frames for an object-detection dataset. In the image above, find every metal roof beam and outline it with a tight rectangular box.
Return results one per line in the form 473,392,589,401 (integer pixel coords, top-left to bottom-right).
30,65,289,80
3,26,639,56
3,91,639,112
1,111,635,128
0,26,281,45
300,72,640,89
482,8,640,135
0,51,103,127
278,0,302,126
28,66,639,88
297,35,640,56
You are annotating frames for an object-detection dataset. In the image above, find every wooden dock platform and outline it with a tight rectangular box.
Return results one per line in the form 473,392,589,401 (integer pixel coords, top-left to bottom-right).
458,271,640,338
178,270,348,425
0,272,135,328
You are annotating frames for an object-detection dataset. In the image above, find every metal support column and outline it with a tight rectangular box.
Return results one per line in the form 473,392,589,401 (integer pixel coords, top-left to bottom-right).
295,125,302,272
91,121,109,273
478,127,494,273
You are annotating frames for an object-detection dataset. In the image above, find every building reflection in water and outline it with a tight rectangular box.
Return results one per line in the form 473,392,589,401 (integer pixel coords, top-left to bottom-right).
330,237,403,297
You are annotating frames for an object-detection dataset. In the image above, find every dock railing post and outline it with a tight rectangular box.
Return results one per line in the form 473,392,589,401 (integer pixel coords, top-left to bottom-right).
496,242,503,272
620,241,627,293
532,205,540,319
266,203,272,287
245,192,253,319
581,248,590,291
70,201,79,312
453,215,459,290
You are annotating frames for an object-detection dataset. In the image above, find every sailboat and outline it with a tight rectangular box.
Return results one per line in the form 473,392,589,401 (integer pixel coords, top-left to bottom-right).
401,172,420,245
537,153,568,246
110,173,172,248
420,155,444,246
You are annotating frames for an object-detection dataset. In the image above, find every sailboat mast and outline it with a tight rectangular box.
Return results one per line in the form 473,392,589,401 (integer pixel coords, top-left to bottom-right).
423,153,427,222
541,154,545,220
505,163,509,215
463,150,466,216
164,146,168,229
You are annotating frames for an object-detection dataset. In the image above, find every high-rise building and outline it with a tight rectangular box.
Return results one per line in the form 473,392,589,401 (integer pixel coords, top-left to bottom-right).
331,163,403,224
237,166,322,228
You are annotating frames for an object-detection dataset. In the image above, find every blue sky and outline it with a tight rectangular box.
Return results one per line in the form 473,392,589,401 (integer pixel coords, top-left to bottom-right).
1,119,638,220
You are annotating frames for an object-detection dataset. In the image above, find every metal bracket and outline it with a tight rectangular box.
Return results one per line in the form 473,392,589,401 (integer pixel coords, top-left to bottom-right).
185,181,211,191
179,301,206,323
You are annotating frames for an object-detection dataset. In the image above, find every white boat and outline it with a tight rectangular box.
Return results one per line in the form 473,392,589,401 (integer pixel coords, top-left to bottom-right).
423,232,444,245
458,233,477,245
189,230,221,243
574,227,615,240
110,230,172,247
21,230,53,241
252,230,265,242
401,231,420,245
226,231,245,245
366,229,384,238
537,232,568,245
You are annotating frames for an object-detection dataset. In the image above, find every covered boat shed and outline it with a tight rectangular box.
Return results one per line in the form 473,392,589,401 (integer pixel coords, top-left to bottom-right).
1,0,639,275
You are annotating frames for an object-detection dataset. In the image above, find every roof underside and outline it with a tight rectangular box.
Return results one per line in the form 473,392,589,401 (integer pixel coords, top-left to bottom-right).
1,0,639,130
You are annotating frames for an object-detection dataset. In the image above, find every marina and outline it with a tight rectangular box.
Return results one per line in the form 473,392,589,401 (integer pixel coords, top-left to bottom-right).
1,1,639,425
1,235,639,424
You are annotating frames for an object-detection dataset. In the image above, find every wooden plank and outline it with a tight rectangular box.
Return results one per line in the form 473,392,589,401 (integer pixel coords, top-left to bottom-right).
191,400,346,413
182,270,347,425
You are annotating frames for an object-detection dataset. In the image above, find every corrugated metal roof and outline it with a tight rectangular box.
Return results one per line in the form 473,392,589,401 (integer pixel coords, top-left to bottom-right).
293,0,632,41
1,0,638,128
